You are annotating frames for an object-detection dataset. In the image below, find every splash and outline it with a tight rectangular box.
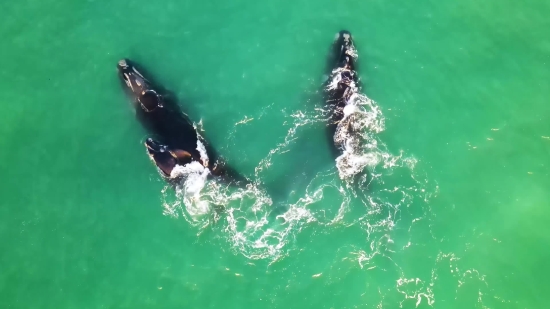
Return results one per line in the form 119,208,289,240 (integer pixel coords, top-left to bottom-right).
324,40,388,180
170,161,211,217
334,92,385,179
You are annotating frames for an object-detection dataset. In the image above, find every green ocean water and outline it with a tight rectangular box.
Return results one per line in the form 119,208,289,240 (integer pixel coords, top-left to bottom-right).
1,0,549,308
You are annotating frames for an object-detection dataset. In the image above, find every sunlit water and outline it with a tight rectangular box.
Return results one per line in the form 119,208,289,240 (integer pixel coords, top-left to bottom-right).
1,0,549,308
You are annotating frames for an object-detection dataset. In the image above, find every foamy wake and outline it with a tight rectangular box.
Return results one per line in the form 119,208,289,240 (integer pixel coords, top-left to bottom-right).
155,43,436,264
326,66,443,306
155,96,436,266
145,35,493,308
325,44,387,180
334,91,385,180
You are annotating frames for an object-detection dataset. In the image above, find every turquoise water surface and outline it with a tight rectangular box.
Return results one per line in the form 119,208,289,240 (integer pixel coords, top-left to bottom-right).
1,0,549,308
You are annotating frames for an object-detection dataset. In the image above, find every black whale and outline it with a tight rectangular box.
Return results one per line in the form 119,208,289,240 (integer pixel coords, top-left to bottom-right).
323,30,359,155
117,58,247,184
143,137,200,180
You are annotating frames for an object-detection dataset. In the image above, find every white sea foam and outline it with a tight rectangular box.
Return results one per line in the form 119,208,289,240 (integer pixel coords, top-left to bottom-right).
326,60,386,180
158,100,434,264
156,42,436,264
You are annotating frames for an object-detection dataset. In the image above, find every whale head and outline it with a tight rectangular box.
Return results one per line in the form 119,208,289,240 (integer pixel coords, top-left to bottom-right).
144,138,177,177
331,30,356,71
117,59,162,112
145,138,168,154
144,138,197,177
